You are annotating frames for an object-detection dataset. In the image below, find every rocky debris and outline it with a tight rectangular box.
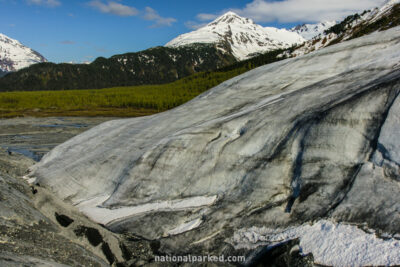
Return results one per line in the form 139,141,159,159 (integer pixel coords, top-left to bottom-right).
0,172,110,266
247,239,315,267
0,252,71,267
117,236,162,266
30,185,38,194
74,226,104,247
0,147,35,177
101,242,115,265
71,226,117,265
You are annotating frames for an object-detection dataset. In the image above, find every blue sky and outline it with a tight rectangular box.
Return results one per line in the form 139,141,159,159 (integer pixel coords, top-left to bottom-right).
0,0,384,63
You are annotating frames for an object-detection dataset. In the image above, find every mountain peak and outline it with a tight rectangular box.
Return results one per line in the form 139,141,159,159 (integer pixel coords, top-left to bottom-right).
209,11,253,26
219,11,239,18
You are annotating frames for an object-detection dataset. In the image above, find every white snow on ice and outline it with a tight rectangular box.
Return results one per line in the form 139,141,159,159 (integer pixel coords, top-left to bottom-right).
232,220,400,267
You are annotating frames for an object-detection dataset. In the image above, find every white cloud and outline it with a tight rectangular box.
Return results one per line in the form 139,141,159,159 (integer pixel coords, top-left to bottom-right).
231,0,386,23
60,40,75,45
188,0,386,26
196,13,218,21
27,0,61,7
183,13,216,29
88,0,138,17
86,2,176,27
184,21,208,30
143,7,177,27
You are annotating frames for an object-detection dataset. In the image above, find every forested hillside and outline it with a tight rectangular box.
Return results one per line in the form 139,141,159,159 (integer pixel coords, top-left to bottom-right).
0,43,235,91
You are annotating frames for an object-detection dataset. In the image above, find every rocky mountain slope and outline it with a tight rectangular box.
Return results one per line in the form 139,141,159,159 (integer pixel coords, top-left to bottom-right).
26,22,400,266
166,11,305,60
0,44,236,91
289,0,400,57
290,21,336,40
0,33,47,72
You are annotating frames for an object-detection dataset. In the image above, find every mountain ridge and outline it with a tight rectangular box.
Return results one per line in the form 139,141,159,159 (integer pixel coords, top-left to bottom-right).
288,0,400,58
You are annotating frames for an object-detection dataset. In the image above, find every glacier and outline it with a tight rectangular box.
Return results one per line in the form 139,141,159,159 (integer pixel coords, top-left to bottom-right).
27,25,400,265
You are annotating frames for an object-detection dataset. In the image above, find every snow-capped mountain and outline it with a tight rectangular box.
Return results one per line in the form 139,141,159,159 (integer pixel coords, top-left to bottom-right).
290,21,337,40
166,11,305,60
0,33,47,72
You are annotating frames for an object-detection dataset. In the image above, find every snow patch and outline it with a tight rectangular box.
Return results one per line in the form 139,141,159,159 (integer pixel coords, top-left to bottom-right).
231,220,400,267
166,218,203,236
76,195,218,226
